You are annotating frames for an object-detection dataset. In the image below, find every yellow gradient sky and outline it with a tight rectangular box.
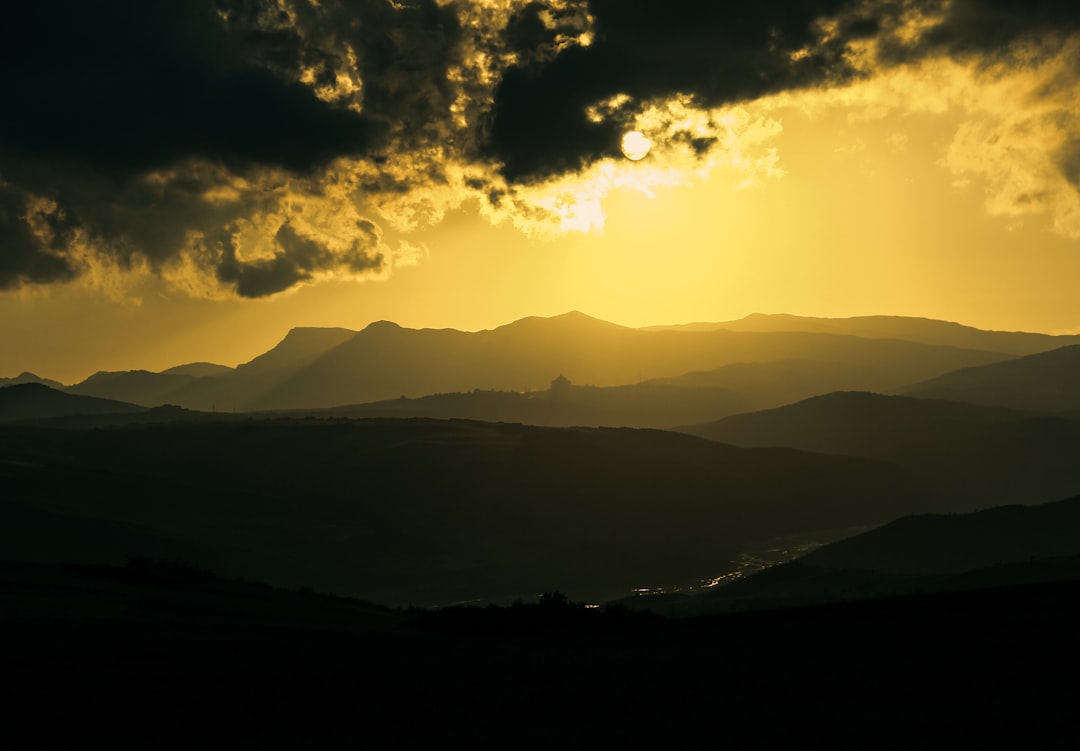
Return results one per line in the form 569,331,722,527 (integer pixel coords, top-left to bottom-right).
3,2,1080,382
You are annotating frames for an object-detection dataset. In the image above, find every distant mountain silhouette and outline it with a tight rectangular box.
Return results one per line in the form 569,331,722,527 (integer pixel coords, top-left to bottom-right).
56,311,1080,422
0,383,144,422
0,418,927,605
648,358,906,411
232,326,356,375
0,371,65,390
60,328,355,409
287,379,747,429
901,344,1080,412
257,315,1016,411
62,312,1015,412
680,391,1080,509
65,369,204,407
160,362,233,378
289,353,1033,429
646,313,1080,355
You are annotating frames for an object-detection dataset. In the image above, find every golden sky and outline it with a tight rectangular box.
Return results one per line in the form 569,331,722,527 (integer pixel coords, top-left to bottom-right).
3,1,1080,382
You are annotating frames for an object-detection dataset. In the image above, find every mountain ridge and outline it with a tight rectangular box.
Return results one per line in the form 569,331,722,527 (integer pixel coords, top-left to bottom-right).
23,311,1069,414
679,390,1080,510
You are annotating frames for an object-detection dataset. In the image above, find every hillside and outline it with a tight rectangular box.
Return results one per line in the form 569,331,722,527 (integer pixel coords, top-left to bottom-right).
633,493,1080,616
680,392,1080,509
288,380,747,429
901,344,1080,412
647,313,1080,355
0,418,925,606
0,371,65,390
65,369,204,407
0,383,144,423
799,494,1080,574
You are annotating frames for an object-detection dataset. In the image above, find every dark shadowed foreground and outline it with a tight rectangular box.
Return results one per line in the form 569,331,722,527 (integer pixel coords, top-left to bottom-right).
2,559,1077,747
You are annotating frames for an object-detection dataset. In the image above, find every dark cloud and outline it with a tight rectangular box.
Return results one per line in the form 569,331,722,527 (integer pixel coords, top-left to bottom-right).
0,2,379,181
918,0,1080,56
0,0,436,296
0,184,76,289
223,0,463,154
3,0,1080,295
216,219,385,298
485,0,863,181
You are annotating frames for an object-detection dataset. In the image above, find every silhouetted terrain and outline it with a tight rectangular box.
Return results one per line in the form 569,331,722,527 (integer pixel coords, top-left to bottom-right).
800,494,1080,573
62,327,354,409
0,383,145,423
633,493,1080,616
3,557,1078,745
681,391,1080,509
0,371,65,390
647,312,1080,355
63,311,1015,411
296,357,931,429
66,368,209,407
289,379,747,429
902,344,1080,412
4,306,1079,744
160,362,233,378
0,418,926,605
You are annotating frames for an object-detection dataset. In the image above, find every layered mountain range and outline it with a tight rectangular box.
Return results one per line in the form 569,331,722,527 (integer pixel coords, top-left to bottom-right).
3,310,1080,608
10,311,1080,421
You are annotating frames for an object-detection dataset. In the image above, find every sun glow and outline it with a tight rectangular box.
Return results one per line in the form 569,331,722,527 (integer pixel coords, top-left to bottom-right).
621,131,652,161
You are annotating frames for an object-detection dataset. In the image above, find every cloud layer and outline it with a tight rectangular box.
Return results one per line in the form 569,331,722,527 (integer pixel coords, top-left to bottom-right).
1,0,1078,297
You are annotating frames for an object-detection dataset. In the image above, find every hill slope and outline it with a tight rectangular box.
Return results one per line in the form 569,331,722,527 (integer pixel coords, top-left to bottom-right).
680,391,1080,509
901,344,1080,412
0,418,926,605
636,493,1080,616
648,312,1080,355
0,383,144,422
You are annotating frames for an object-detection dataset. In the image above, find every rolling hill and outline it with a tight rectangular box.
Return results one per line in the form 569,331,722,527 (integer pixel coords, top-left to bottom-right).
679,391,1080,510
0,417,927,606
634,493,1080,616
0,371,65,390
901,344,1080,412
0,383,144,423
646,312,1080,355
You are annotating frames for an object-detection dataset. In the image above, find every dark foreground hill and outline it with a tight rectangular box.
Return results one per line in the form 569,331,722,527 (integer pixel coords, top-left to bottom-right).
799,494,1080,574
2,558,1078,745
680,391,1080,509
0,383,145,423
0,418,924,606
636,494,1080,616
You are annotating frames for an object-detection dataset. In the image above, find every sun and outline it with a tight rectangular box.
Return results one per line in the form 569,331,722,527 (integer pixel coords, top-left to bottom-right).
620,131,652,161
